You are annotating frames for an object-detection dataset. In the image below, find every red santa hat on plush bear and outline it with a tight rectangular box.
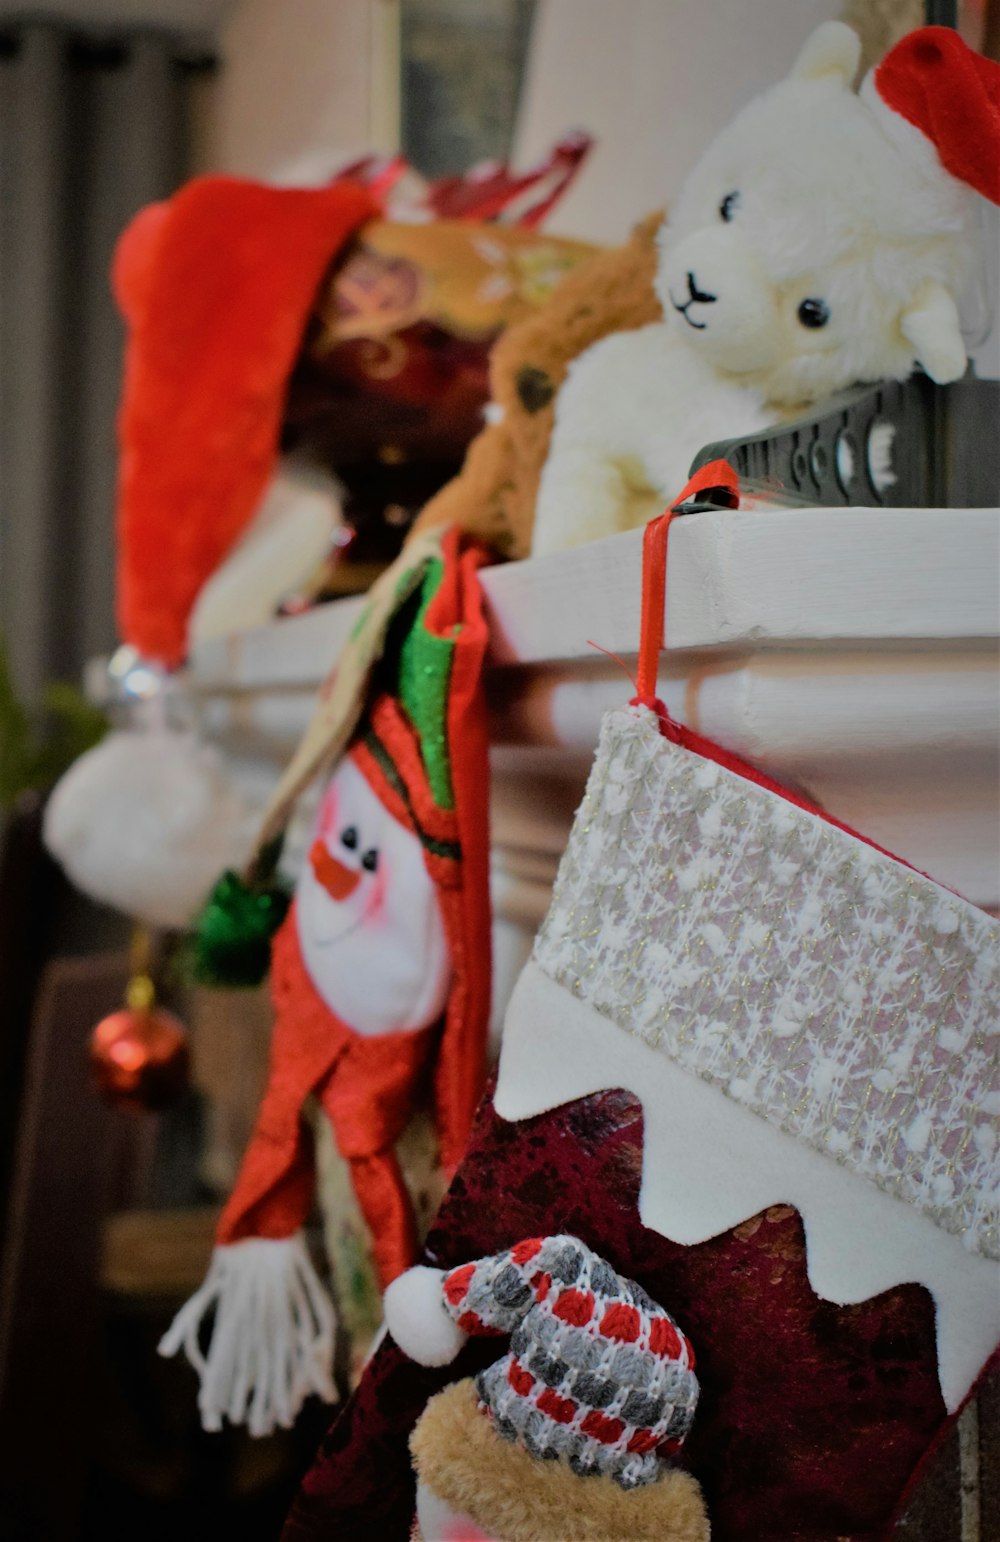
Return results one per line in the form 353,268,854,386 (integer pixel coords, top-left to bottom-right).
864,25,1000,207
860,25,1000,393
850,21,998,394
858,23,1000,388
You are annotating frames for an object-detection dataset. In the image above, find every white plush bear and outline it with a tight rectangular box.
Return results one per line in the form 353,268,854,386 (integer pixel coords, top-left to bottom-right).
531,22,988,554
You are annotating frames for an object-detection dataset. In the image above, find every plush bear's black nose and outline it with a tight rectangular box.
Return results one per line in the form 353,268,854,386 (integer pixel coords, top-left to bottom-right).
687,271,717,305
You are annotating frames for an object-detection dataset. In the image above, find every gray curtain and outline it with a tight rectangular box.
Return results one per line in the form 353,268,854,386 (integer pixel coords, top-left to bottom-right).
0,22,204,708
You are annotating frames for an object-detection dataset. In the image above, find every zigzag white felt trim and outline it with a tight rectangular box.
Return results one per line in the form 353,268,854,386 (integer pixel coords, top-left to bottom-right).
495,960,999,1414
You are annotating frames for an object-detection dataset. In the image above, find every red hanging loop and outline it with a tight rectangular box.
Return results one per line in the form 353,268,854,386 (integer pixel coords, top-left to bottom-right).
631,460,740,720
624,458,936,874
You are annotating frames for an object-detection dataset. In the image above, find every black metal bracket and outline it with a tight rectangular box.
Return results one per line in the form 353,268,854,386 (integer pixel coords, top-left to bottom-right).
690,374,999,510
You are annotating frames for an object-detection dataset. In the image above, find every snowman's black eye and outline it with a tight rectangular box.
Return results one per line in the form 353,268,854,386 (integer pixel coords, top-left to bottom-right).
361,848,379,873
719,191,739,222
798,298,830,329
341,826,358,850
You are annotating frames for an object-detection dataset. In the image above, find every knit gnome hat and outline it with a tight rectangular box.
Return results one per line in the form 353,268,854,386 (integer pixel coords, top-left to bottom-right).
388,1239,699,1473
386,1236,707,1542
114,174,376,668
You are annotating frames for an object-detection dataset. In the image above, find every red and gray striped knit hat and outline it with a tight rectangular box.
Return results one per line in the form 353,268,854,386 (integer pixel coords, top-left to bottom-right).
440,1235,698,1491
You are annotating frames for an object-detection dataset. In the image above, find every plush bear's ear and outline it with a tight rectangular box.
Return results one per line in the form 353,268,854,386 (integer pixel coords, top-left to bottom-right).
900,280,967,384
788,21,861,88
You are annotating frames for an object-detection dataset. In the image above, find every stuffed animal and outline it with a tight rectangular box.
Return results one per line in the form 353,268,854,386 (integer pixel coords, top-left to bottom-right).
531,23,1000,555
385,1236,709,1542
411,213,663,559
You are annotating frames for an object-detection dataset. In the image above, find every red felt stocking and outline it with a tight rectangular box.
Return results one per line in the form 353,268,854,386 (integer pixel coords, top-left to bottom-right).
160,534,491,1437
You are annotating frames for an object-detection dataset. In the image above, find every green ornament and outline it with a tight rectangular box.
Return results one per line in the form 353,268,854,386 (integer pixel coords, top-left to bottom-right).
192,856,291,989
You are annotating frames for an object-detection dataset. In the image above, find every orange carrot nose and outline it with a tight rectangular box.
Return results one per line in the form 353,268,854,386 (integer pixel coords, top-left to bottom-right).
309,839,362,902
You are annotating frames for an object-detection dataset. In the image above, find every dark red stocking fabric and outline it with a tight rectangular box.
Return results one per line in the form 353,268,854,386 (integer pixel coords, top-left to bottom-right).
283,1083,964,1542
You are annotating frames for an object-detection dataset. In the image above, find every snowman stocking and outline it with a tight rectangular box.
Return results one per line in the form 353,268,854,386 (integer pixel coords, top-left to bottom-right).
160,532,491,1436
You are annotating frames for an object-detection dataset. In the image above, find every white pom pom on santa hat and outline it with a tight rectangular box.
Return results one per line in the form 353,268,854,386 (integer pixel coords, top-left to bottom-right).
862,25,1000,206
383,1265,469,1367
44,728,257,930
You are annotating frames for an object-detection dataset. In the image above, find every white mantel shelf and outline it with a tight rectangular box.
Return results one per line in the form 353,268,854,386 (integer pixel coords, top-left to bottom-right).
190,507,1000,908
193,507,999,687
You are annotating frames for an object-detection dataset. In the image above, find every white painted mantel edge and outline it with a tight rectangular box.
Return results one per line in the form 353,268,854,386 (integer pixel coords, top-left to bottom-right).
183,507,999,906
189,507,1000,693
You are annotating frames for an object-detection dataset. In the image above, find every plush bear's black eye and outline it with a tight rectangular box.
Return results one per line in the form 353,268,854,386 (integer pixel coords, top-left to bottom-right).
798,298,830,329
719,191,739,222
361,848,379,873
341,826,358,850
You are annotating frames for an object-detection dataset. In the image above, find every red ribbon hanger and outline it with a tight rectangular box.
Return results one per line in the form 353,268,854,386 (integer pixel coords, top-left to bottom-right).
632,460,739,713
628,461,930,872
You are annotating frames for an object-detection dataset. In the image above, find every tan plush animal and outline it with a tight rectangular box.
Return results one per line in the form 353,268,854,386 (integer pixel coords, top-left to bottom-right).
386,1236,709,1542
411,213,663,559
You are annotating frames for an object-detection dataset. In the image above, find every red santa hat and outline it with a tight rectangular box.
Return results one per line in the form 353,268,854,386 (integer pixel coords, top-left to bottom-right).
864,26,1000,206
114,176,377,669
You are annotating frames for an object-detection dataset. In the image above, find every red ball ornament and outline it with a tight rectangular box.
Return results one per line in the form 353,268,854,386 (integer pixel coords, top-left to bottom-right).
90,976,189,1111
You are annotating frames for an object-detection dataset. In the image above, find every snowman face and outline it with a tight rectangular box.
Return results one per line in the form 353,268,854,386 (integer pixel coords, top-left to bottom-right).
296,756,451,1037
